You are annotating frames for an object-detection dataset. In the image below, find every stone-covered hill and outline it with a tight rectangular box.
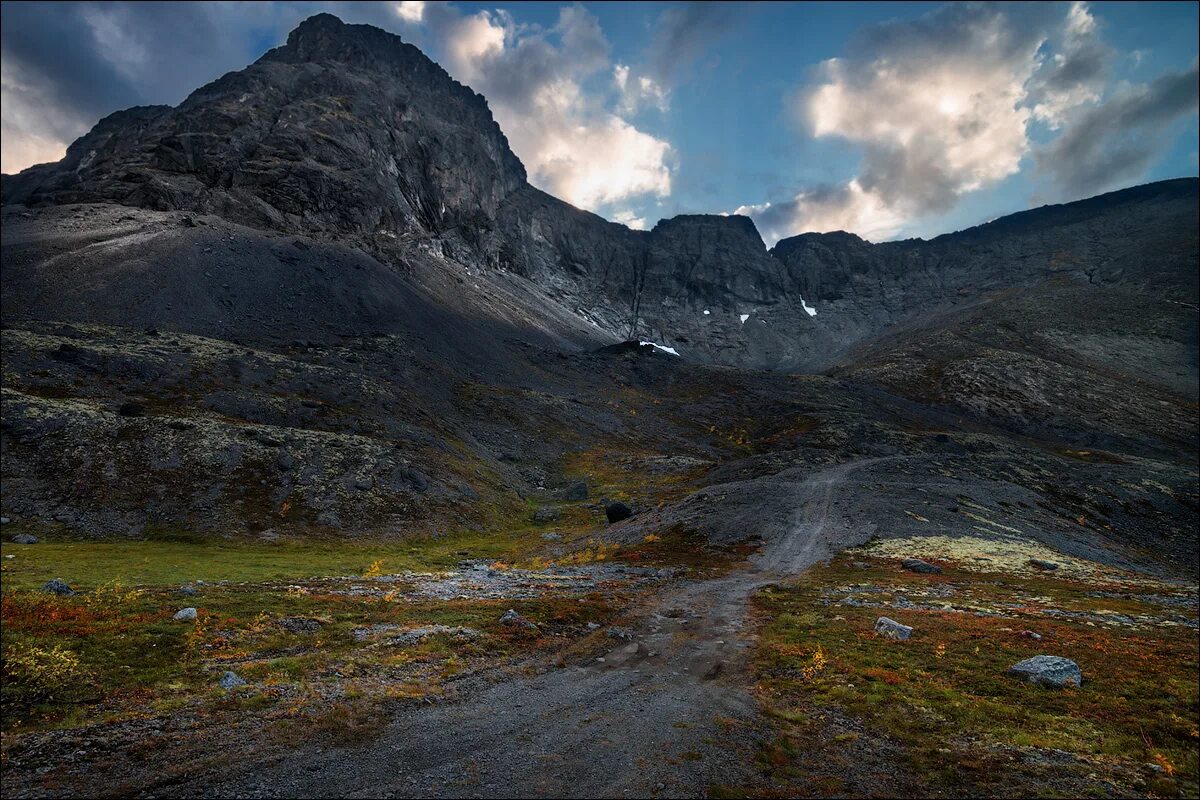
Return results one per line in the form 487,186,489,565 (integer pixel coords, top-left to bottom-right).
1,14,1196,579
3,14,1196,371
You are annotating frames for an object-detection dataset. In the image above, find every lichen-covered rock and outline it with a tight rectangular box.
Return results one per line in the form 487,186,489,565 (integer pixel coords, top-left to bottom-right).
901,558,942,574
218,671,247,690
42,578,75,596
173,607,198,622
1009,655,1082,688
874,616,913,640
10,533,38,544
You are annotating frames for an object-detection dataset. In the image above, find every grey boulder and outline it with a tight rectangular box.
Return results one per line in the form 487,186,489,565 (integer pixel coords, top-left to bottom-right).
901,558,942,574
1028,559,1059,570
500,609,537,629
1009,655,1082,687
218,671,247,689
604,501,632,524
11,533,38,544
173,607,198,622
874,616,913,640
42,578,75,596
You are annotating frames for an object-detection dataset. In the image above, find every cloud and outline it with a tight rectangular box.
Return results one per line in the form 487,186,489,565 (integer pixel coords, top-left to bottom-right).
612,209,647,230
395,1,425,24
645,1,738,85
736,181,908,245
737,2,1128,243
1028,2,1114,128
420,4,672,211
614,64,668,114
2,2,673,217
0,1,306,174
1036,63,1199,197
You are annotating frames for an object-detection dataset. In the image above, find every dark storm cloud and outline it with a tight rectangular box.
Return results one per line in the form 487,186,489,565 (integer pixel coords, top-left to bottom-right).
1037,63,1200,197
0,1,406,171
646,1,740,85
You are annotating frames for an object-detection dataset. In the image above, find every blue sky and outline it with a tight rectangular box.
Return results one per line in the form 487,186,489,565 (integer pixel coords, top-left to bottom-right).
1,1,1197,243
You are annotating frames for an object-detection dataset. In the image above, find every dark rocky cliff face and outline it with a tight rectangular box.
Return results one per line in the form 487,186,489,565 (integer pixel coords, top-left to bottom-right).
1,13,525,240
2,13,1197,373
0,14,1194,571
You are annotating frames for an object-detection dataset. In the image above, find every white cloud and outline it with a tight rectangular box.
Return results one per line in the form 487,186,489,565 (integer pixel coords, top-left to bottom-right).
395,2,425,25
1029,1,1112,129
737,2,1127,243
612,209,647,230
614,63,668,114
430,5,672,214
736,180,909,244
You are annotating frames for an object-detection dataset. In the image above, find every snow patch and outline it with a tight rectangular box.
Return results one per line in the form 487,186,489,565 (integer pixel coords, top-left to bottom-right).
800,296,817,317
703,309,710,315
739,314,750,324
639,341,679,356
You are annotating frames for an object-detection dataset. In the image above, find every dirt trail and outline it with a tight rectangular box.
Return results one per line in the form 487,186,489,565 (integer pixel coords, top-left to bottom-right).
188,459,888,799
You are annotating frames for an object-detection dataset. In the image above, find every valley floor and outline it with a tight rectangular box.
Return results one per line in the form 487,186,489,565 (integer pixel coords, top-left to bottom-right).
2,457,1196,799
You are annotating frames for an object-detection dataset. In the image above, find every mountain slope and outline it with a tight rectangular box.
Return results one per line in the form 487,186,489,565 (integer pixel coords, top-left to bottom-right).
0,13,1195,578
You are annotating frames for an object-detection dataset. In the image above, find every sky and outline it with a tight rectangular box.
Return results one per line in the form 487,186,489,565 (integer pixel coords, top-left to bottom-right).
1,1,1197,243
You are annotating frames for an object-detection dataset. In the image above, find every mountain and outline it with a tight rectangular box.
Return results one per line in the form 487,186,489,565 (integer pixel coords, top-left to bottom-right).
1,14,1196,578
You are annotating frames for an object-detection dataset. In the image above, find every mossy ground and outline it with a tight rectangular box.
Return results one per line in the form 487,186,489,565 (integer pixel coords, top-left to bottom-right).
0,526,647,736
741,548,1199,798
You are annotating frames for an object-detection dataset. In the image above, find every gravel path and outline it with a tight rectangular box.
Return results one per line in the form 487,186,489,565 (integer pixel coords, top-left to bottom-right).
185,459,888,799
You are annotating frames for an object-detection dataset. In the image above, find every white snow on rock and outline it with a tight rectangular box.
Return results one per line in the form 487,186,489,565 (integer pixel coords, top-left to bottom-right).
800,296,818,317
703,309,710,315
739,314,750,324
639,341,680,356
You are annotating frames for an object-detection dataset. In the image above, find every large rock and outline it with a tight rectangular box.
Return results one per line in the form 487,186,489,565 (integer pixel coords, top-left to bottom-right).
10,533,38,544
499,609,536,629
41,578,75,596
558,481,589,501
874,617,913,640
218,671,247,689
1008,655,1082,688
173,607,198,622
901,558,942,574
604,501,632,524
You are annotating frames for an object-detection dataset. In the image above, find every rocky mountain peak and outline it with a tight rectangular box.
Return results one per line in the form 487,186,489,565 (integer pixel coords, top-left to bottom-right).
2,13,526,238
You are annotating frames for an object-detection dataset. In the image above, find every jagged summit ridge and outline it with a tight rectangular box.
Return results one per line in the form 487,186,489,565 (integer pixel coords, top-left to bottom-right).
2,13,526,238
1,14,1197,371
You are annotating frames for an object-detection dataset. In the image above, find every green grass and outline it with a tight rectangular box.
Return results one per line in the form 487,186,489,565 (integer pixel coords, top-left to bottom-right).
0,527,531,591
0,521,639,734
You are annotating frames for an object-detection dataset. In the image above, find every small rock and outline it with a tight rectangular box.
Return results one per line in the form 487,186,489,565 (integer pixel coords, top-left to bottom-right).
117,401,145,418
353,476,373,491
279,617,323,634
499,609,537,629
540,532,562,542
42,578,75,596
901,558,942,574
606,626,635,640
1028,559,1059,571
218,671,247,690
1020,630,1043,640
177,585,199,596
874,616,913,640
531,507,561,525
604,501,632,523
276,452,296,471
558,481,589,501
11,533,38,544
586,622,601,630
0,516,11,524
1008,655,1082,688
173,607,198,622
